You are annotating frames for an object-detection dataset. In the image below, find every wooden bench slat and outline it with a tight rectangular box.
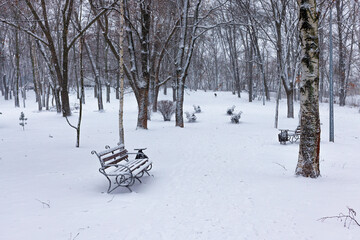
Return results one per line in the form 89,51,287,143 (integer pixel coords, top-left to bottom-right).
109,158,150,173
102,150,128,162
97,144,125,156
105,161,151,178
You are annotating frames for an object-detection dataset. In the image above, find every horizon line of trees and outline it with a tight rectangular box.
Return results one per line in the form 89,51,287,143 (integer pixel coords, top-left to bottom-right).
0,0,359,129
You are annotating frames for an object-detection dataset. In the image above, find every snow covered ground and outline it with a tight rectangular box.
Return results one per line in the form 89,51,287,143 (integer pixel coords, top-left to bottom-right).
0,89,359,240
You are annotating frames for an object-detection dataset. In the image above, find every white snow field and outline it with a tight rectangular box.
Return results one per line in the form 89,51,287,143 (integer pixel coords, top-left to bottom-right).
0,89,359,240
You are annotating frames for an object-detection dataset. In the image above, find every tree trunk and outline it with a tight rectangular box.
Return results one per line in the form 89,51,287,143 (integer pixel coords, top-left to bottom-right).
286,85,294,118
73,44,80,100
79,37,85,105
54,86,62,113
152,84,160,112
118,0,125,144
45,84,50,110
30,37,42,111
84,39,103,111
318,15,324,103
136,88,149,129
336,0,346,106
116,70,120,100
175,81,185,128
14,26,20,108
163,83,167,95
295,0,321,178
248,40,253,102
106,82,110,103
3,75,9,100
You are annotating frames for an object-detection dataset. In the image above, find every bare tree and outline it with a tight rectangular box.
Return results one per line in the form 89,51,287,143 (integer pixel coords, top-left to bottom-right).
0,0,119,116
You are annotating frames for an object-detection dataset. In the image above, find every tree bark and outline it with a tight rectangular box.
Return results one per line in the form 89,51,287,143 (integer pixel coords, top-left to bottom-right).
295,0,321,178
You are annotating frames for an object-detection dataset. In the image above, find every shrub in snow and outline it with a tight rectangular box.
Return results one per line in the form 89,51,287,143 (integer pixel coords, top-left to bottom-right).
185,112,197,122
19,112,27,130
193,105,201,113
157,100,175,121
227,105,235,115
230,111,242,124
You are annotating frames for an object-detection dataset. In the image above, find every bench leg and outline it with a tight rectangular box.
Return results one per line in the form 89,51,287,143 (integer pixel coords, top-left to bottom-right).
135,177,142,183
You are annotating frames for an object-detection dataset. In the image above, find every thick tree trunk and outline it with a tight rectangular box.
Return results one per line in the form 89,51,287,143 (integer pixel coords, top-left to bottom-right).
136,88,148,129
175,81,185,128
295,0,321,178
318,19,324,103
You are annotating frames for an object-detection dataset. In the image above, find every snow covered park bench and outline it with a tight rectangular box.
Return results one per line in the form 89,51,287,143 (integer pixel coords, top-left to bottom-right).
185,112,197,122
278,126,301,144
91,144,152,193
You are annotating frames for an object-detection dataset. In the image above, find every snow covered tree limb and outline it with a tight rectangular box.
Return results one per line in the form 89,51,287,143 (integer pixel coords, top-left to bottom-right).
0,18,49,46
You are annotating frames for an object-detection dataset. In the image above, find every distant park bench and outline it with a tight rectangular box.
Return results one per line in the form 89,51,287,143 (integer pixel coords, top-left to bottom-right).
92,144,152,193
278,126,301,144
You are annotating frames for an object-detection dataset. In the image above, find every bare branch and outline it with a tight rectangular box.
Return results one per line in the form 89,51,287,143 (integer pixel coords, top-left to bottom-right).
0,18,49,46
318,207,360,228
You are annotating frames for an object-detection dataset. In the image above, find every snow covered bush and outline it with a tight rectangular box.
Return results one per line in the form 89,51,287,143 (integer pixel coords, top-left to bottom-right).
227,105,235,115
185,112,197,122
193,105,201,113
230,111,242,124
157,100,175,121
19,112,27,130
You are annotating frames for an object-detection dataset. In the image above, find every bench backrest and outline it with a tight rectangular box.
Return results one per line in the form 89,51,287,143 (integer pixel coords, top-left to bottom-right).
295,126,301,135
93,144,128,168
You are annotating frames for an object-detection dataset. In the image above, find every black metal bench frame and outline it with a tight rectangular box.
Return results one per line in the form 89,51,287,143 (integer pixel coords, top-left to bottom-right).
92,144,152,193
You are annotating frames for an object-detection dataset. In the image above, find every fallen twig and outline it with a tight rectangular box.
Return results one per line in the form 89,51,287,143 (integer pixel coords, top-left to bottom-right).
318,207,360,228
35,199,50,208
273,162,287,171
69,232,80,240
